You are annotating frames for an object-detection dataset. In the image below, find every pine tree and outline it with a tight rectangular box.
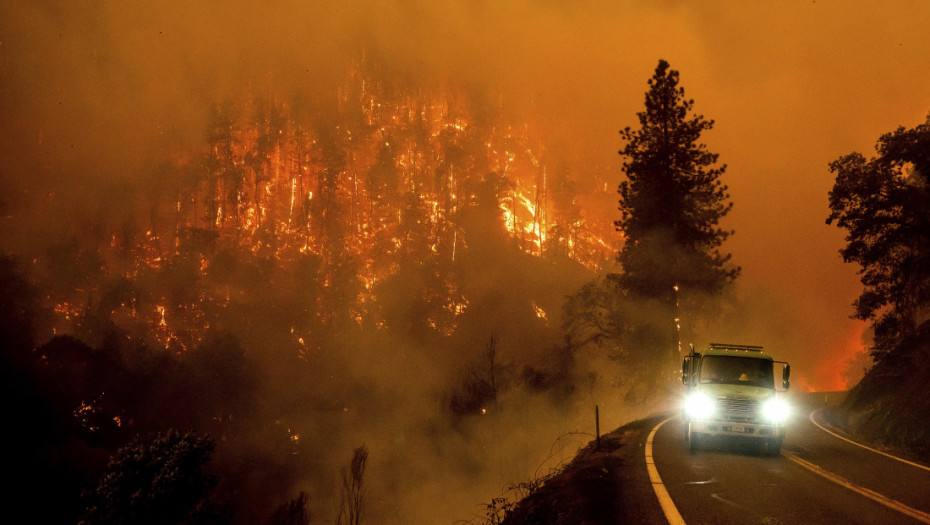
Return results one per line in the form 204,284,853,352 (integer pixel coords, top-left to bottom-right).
615,60,738,368
617,60,738,298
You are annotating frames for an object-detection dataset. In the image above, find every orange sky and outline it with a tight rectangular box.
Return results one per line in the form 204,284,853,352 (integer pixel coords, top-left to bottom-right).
2,1,929,391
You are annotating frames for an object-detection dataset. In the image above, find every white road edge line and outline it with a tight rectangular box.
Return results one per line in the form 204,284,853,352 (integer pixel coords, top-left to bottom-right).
782,450,930,524
810,408,930,473
646,416,686,525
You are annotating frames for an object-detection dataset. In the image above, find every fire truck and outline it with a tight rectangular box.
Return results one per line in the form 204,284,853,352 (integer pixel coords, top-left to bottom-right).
681,343,791,454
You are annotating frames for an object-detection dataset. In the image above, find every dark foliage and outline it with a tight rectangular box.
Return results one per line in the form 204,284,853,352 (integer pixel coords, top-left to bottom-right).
81,431,221,525
0,256,265,523
563,276,626,352
827,114,930,360
616,59,738,303
269,492,311,525
824,115,930,465
830,322,930,464
614,60,737,379
0,256,92,523
34,335,133,446
563,60,737,401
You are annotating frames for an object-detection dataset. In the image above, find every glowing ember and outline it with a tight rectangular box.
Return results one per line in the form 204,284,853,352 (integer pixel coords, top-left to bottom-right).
532,302,548,322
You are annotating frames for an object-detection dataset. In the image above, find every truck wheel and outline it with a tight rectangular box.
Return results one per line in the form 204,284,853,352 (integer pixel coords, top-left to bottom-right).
767,437,783,456
688,425,702,453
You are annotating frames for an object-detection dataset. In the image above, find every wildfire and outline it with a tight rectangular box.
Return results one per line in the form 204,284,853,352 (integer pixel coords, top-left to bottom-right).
446,298,469,316
54,302,81,321
532,302,549,323
41,60,617,351
74,397,102,432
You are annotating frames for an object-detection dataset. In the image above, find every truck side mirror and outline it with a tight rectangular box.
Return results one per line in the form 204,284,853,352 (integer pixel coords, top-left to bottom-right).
783,363,791,390
682,356,691,385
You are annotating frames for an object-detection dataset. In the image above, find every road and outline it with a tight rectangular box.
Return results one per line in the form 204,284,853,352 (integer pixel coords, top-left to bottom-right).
647,392,930,524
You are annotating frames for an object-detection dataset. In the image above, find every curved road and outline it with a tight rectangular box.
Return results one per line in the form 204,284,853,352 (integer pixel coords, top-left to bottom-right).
647,393,930,524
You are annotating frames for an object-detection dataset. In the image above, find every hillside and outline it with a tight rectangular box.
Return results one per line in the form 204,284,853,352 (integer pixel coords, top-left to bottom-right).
500,416,668,525
823,322,930,465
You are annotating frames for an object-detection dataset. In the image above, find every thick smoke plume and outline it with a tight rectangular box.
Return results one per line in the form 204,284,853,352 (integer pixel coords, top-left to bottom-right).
4,1,930,522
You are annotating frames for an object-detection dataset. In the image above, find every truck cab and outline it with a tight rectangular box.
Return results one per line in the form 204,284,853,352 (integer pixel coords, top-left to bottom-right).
682,343,790,454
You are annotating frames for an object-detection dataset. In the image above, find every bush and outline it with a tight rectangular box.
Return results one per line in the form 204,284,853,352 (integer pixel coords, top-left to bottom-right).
81,430,219,525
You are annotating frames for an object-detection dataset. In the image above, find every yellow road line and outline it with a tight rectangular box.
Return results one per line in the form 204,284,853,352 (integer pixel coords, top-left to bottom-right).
783,450,930,524
810,408,930,473
646,417,686,525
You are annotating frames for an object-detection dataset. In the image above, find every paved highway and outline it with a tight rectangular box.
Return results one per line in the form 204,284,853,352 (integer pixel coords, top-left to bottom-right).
647,393,930,524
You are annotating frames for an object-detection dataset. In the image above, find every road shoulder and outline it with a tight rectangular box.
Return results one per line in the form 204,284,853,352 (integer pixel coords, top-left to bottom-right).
503,415,669,525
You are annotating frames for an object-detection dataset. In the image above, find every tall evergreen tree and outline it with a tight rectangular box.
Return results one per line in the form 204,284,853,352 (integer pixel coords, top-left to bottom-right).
615,60,738,364
617,60,737,297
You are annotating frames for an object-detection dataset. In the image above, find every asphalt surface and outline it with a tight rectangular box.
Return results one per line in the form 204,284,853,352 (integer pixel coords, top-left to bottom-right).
648,392,930,524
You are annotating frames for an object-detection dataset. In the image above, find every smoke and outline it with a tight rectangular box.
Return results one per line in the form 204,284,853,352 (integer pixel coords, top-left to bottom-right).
4,1,930,522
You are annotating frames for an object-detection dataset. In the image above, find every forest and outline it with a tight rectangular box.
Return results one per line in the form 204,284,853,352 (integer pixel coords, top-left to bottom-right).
7,20,927,519
3,58,631,524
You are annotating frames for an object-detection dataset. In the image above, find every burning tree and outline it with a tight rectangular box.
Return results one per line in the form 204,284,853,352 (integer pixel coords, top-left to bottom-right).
35,58,619,354
14,57,623,523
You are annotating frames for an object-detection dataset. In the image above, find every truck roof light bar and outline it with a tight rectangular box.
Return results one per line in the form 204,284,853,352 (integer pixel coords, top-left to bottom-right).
708,343,764,351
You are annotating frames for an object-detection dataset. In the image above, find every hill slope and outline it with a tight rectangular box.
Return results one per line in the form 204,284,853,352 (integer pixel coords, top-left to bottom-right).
824,323,930,464
501,416,668,525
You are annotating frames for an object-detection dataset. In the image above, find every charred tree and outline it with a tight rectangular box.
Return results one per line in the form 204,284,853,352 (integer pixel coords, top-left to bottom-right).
204,102,242,232
247,99,287,230
337,446,369,525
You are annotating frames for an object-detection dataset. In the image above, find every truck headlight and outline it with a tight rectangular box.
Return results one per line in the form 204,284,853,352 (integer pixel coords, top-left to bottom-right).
762,398,790,423
684,393,715,420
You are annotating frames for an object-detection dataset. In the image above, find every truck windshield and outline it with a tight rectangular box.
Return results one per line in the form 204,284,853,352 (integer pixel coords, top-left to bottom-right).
699,355,774,388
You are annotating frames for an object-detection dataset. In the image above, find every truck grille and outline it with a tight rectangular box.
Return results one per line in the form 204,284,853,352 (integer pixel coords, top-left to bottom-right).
715,396,759,422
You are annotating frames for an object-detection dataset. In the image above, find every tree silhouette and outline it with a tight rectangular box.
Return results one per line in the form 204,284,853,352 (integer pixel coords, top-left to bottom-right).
269,491,311,525
337,446,369,525
617,59,737,302
203,102,242,231
827,115,930,360
81,431,219,525
617,59,736,339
